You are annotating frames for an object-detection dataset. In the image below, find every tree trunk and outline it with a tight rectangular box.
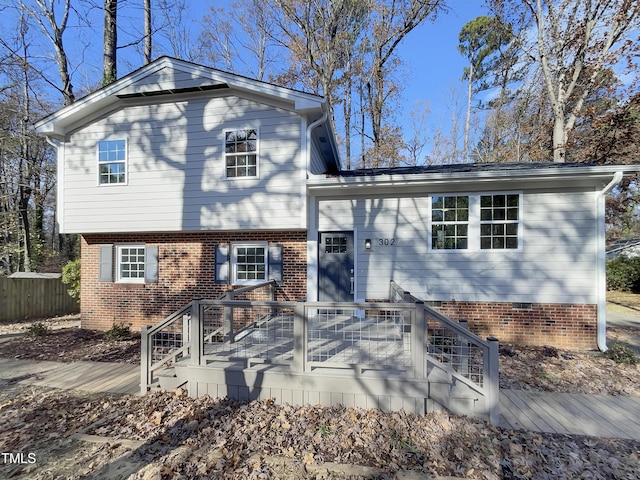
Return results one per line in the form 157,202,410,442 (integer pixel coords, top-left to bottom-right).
103,0,117,85
144,0,152,64
463,62,474,162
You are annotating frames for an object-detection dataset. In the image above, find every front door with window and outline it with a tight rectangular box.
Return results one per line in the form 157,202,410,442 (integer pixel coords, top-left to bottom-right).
319,232,354,302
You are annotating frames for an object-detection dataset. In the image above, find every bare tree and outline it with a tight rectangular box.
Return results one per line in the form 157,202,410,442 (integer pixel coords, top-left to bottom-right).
361,0,447,167
490,0,640,162
20,0,76,105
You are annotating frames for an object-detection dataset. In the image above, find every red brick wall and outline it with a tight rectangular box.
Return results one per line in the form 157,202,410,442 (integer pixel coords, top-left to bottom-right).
432,301,598,350
80,231,307,331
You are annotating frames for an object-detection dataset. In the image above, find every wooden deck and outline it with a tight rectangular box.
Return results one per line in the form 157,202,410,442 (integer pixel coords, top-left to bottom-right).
2,358,639,440
0,358,139,395
500,389,640,440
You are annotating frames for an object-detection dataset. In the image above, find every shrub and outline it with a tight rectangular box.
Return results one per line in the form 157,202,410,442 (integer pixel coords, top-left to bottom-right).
104,323,131,341
24,322,49,338
604,342,639,365
62,258,81,299
606,256,640,293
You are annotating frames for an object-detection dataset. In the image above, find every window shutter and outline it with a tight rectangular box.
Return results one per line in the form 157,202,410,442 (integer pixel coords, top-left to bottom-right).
215,244,230,284
99,245,113,282
268,244,283,284
145,246,159,283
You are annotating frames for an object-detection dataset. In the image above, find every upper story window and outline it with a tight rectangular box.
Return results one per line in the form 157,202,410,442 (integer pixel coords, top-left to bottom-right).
480,194,520,249
225,129,258,178
431,195,469,250
98,139,126,185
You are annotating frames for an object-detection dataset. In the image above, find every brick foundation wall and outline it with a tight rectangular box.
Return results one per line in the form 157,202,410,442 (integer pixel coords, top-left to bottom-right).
80,231,307,331
432,301,598,350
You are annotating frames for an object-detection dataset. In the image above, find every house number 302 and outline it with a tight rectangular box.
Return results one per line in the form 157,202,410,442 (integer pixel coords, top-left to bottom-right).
378,238,396,246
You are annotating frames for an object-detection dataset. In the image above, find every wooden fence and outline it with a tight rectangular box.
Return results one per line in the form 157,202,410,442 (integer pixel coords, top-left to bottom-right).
0,276,79,322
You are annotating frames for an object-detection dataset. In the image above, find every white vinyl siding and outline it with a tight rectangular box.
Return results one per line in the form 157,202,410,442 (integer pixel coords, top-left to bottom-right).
61,95,304,233
316,190,597,305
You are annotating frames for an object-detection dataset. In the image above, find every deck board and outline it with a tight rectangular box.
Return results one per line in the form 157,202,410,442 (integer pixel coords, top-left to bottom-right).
500,389,640,440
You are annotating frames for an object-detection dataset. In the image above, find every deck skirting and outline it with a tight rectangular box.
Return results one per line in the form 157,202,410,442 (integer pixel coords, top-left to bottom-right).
176,363,447,415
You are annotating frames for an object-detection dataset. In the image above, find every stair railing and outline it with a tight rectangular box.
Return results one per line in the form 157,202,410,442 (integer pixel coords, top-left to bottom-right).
389,280,499,424
141,280,279,393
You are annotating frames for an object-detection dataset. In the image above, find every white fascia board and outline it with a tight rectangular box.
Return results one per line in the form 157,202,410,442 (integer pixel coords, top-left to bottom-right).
307,165,640,194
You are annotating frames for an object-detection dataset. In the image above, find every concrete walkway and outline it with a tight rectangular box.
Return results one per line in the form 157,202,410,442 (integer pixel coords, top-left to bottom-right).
1,357,639,441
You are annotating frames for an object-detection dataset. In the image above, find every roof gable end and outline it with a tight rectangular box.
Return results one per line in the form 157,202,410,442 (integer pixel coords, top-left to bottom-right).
35,56,325,138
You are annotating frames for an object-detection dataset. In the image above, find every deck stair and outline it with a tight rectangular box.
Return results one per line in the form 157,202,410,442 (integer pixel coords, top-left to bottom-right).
141,280,499,424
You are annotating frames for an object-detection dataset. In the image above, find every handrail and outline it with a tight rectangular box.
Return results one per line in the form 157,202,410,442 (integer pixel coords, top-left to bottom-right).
141,280,279,393
145,302,193,337
142,280,499,424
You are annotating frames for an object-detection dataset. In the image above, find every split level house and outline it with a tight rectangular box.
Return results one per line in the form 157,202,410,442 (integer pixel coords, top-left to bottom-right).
35,57,639,353
36,57,640,419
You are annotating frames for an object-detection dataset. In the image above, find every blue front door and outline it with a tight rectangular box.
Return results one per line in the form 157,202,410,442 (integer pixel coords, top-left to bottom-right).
319,232,354,302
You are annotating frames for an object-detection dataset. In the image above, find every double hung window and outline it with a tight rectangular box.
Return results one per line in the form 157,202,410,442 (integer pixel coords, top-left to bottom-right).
225,129,258,178
233,244,267,283
480,194,520,249
98,139,126,184
99,244,159,284
116,245,146,282
431,195,469,250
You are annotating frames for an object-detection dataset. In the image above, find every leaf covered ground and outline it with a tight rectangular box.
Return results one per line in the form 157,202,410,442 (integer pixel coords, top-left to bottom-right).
0,384,639,480
1,300,639,479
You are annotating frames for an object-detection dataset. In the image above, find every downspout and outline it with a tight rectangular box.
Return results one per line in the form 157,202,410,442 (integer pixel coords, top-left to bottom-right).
44,136,63,234
305,109,329,175
597,171,623,351
304,109,328,303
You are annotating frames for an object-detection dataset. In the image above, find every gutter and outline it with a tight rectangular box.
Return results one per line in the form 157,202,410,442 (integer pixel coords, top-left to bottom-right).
597,171,623,351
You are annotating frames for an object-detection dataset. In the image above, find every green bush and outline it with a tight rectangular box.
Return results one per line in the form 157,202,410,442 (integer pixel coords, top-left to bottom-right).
606,256,640,293
25,322,49,338
104,323,131,341
62,258,81,299
604,342,639,365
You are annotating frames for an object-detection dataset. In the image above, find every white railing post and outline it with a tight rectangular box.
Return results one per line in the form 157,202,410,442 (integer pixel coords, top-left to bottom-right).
140,325,150,394
292,300,306,373
485,336,500,425
412,302,426,379
190,299,202,366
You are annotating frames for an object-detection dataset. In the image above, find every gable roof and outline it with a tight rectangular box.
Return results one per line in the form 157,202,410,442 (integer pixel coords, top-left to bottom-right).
35,56,332,139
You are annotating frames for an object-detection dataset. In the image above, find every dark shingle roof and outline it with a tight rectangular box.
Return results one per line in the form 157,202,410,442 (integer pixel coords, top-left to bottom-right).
330,162,597,178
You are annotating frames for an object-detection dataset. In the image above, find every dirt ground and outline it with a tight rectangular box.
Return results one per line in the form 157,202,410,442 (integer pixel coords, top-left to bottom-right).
0,298,639,479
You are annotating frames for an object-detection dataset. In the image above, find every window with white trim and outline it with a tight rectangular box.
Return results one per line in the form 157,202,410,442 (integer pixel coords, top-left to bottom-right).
431,195,469,250
116,245,146,283
429,193,522,251
233,243,267,284
480,194,520,249
225,129,258,178
98,139,126,184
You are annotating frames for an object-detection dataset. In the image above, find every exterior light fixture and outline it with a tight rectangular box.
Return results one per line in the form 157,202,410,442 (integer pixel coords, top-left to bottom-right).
364,239,372,250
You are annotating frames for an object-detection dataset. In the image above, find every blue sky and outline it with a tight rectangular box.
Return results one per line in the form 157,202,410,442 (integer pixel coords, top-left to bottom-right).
396,1,490,133
3,0,489,155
